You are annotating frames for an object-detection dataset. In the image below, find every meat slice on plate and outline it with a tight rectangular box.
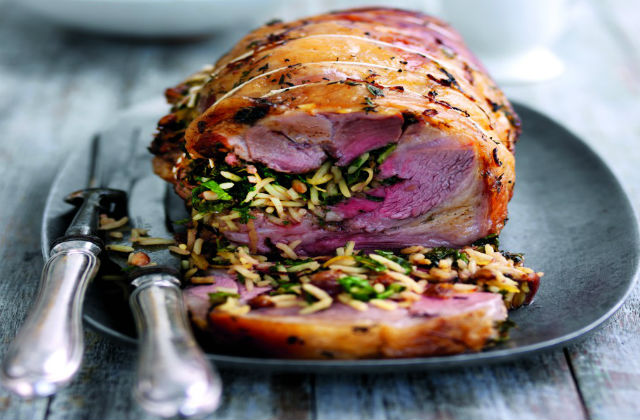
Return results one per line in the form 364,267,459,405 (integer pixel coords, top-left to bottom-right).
150,7,520,255
184,270,508,359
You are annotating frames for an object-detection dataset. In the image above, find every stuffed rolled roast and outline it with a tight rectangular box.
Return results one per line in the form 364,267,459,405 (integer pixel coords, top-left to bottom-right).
151,7,520,256
149,8,537,359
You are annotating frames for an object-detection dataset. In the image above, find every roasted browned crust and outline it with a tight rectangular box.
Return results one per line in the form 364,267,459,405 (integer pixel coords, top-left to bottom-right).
152,7,519,235
203,307,502,359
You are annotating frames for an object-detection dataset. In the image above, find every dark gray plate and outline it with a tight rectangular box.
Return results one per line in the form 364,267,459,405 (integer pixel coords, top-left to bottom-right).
42,99,639,372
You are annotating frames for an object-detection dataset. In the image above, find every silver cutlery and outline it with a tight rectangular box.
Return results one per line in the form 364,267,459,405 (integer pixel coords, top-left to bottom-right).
124,174,221,417
1,135,126,397
89,126,220,417
2,129,221,416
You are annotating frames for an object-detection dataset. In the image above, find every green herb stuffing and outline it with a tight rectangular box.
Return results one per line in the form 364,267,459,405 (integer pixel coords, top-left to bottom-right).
270,281,298,295
208,291,240,306
338,276,377,301
185,140,399,222
347,152,369,175
353,255,387,272
423,247,469,267
233,206,255,224
374,250,412,274
200,179,232,201
191,189,227,213
472,233,500,248
338,275,406,301
365,194,384,202
191,178,232,213
324,195,344,206
283,258,315,266
376,283,406,299
379,175,402,186
501,251,523,264
376,144,396,164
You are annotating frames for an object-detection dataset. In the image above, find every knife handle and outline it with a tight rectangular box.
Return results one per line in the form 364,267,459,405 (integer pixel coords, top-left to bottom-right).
1,240,101,397
129,273,221,418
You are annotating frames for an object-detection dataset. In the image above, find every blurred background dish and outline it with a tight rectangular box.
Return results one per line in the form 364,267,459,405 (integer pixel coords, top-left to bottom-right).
442,0,568,83
16,0,444,38
18,0,282,38
16,0,568,84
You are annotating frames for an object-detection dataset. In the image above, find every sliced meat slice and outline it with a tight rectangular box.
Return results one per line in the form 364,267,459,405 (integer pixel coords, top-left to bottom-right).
184,272,507,359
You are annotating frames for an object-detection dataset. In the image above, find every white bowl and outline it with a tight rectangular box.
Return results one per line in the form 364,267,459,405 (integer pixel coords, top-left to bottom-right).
20,0,281,38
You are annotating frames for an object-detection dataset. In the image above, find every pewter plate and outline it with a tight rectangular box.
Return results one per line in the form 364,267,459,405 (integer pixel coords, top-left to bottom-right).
42,99,639,372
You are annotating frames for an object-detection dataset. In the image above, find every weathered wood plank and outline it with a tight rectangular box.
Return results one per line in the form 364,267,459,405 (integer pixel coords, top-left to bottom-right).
0,6,145,420
314,352,585,420
543,1,639,419
46,336,315,420
0,7,79,420
504,1,640,419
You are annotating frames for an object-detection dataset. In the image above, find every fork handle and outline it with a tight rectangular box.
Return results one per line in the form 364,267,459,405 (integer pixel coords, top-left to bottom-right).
1,240,100,397
129,273,221,418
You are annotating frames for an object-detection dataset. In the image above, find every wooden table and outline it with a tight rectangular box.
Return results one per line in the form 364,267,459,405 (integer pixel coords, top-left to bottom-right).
1,0,638,418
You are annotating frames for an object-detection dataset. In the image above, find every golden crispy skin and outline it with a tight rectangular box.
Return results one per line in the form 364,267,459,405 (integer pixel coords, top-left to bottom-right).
154,7,519,238
206,307,504,359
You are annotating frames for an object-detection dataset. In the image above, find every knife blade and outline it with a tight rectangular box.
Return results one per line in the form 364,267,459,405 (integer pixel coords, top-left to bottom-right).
1,134,126,398
124,175,221,418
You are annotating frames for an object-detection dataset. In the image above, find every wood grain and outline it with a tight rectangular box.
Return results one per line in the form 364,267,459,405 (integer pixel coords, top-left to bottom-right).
504,1,640,419
315,352,585,420
557,2,640,419
0,0,638,419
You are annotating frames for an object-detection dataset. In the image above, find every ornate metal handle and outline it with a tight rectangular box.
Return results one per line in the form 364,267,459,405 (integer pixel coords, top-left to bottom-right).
129,273,221,417
1,240,101,397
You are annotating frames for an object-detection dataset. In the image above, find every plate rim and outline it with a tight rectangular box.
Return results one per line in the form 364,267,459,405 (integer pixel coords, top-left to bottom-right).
41,99,640,370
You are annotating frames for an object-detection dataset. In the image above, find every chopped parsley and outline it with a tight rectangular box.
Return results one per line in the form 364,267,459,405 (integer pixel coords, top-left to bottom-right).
374,250,412,274
338,275,406,301
283,258,315,266
233,206,255,224
200,179,232,201
354,255,386,272
347,152,370,175
271,282,298,295
365,194,384,202
376,283,405,299
338,276,376,301
375,144,396,164
472,233,500,248
423,247,469,267
323,195,343,206
379,175,402,186
501,251,523,264
208,291,240,306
